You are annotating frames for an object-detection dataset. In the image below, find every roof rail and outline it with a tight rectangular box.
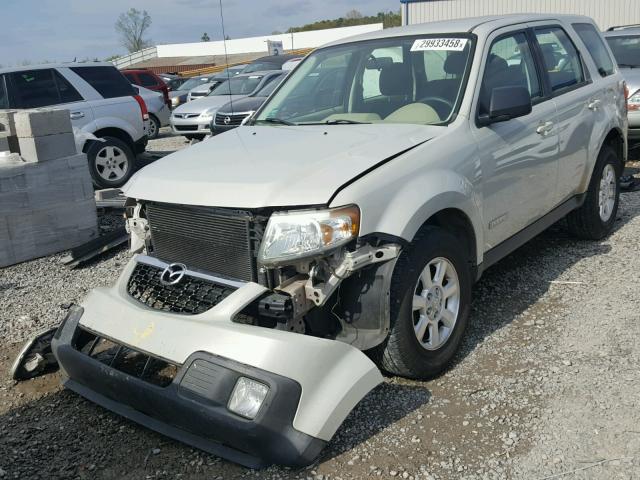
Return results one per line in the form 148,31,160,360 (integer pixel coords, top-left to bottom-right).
607,24,640,31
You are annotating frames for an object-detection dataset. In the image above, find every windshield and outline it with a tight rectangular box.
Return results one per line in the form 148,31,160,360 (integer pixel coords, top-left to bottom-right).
256,74,285,96
606,35,640,67
256,35,473,126
209,75,263,96
181,77,212,91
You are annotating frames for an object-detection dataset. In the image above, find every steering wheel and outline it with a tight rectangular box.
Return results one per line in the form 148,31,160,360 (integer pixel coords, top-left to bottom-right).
418,95,455,120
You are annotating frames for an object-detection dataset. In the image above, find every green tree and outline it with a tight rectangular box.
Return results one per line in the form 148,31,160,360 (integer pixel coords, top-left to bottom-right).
115,8,152,53
286,10,401,33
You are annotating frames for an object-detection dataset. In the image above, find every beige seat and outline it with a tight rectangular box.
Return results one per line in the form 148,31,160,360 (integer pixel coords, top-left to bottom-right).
385,103,441,124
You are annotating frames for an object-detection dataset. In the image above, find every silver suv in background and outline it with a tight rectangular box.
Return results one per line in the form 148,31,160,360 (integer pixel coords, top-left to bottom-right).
53,15,626,468
0,63,148,188
603,26,640,143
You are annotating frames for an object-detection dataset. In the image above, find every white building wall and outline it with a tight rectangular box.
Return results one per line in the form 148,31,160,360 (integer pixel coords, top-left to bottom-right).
402,0,640,30
156,23,383,58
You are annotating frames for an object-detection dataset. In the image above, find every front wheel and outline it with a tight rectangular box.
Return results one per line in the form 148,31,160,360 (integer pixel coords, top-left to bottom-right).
87,136,136,189
375,227,472,379
567,145,621,240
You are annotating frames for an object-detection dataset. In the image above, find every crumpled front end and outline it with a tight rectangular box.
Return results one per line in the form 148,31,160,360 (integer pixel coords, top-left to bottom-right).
51,255,383,468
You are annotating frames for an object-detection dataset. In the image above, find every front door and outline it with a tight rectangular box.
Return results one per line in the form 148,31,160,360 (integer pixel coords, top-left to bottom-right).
471,28,559,249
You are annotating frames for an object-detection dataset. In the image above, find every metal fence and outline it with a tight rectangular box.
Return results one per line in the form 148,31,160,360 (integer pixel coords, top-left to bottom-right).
401,0,640,30
112,47,158,69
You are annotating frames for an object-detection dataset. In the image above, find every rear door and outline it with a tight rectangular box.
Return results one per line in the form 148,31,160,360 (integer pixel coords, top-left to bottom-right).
531,23,601,203
7,68,95,130
471,27,559,248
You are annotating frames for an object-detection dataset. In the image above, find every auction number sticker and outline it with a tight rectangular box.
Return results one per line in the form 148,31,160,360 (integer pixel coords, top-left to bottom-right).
411,38,468,51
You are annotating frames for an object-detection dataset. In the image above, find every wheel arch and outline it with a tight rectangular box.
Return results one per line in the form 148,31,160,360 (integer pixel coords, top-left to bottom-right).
89,127,135,149
580,127,626,191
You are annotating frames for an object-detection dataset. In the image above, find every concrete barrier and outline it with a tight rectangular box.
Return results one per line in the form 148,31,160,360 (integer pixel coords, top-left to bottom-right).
0,109,98,267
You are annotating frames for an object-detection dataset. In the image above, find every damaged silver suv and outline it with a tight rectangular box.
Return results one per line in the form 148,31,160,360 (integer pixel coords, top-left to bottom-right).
51,15,627,468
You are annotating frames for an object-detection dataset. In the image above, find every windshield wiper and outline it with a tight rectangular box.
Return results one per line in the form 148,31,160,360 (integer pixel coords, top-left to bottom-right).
302,119,371,125
259,117,296,125
617,63,640,68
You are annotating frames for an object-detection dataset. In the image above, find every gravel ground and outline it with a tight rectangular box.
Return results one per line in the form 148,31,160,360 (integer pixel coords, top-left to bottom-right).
0,134,639,479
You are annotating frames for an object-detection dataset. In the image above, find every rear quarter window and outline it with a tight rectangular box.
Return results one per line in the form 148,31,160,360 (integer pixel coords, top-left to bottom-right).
572,23,615,77
71,66,135,99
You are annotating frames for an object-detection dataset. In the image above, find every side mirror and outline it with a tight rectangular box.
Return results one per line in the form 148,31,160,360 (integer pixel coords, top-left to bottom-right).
479,86,532,126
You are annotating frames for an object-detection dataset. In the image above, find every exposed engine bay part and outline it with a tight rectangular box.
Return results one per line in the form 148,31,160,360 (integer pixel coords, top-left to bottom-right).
61,227,129,269
304,244,401,307
11,327,60,381
125,202,150,253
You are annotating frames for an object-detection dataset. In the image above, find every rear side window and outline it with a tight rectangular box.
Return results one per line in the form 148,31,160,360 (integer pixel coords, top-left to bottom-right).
573,23,615,77
138,72,159,87
534,27,585,93
71,66,135,98
0,75,8,109
10,69,82,108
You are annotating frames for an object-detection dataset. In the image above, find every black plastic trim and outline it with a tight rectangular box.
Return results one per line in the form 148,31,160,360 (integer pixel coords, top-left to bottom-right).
51,313,326,469
479,193,585,275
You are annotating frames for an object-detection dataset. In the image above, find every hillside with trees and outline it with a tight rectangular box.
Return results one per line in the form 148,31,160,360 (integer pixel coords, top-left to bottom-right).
285,9,401,33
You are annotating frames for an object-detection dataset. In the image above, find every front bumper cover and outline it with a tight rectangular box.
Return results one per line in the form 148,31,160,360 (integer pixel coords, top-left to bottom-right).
52,308,325,468
50,255,383,468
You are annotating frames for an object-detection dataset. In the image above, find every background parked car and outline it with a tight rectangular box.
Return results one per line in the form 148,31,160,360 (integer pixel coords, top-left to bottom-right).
210,71,286,135
186,78,225,102
0,63,148,188
282,57,304,71
133,85,170,139
122,69,170,108
170,75,217,108
171,70,282,140
603,25,640,144
241,54,298,73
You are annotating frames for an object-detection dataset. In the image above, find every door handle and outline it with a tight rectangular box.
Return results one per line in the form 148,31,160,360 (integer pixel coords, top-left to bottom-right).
536,121,554,136
588,99,601,111
70,111,85,120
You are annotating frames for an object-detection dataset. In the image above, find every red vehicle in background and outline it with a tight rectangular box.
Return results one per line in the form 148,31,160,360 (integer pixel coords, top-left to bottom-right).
122,69,170,108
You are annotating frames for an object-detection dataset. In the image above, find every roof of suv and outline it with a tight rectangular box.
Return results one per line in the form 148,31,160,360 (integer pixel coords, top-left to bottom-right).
0,62,115,75
324,13,594,48
603,26,640,37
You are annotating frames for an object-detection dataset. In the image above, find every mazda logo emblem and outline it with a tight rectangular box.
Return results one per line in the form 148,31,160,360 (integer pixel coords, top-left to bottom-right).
223,116,231,125
160,263,187,286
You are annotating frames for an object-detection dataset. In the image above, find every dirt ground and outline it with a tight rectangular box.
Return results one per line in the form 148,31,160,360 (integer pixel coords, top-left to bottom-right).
0,135,638,479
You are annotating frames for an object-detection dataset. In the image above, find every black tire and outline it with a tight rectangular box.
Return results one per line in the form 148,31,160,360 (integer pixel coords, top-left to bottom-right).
184,134,206,141
567,145,622,240
147,114,160,140
87,136,136,189
373,226,472,379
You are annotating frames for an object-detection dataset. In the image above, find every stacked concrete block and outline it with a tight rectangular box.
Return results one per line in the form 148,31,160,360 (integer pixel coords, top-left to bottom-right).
0,109,98,267
0,110,20,154
15,109,76,163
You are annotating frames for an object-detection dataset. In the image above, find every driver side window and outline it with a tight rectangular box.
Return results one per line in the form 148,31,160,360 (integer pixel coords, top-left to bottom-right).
480,32,541,116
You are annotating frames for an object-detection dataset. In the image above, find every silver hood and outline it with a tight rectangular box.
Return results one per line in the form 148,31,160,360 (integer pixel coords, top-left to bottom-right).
124,124,441,208
173,94,247,115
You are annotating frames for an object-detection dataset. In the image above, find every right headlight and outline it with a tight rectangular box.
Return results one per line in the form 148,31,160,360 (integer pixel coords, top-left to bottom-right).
258,205,360,265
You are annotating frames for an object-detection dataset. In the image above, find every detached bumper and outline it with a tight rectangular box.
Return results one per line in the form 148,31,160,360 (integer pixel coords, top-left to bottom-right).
50,255,383,468
52,308,325,468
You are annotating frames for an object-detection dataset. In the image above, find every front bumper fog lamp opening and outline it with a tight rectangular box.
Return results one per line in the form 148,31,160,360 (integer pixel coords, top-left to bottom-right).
227,377,269,420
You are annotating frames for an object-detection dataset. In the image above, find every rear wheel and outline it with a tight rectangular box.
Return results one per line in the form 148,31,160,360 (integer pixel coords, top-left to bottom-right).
567,145,621,240
147,114,160,139
87,136,135,189
375,227,472,379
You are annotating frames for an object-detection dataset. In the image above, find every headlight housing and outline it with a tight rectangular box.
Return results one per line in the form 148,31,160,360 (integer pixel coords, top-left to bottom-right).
628,89,640,111
199,110,214,120
170,97,181,107
258,205,360,265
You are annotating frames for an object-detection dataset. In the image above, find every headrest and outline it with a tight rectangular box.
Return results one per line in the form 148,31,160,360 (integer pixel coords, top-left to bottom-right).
486,54,509,76
379,63,412,96
540,44,557,68
444,52,467,75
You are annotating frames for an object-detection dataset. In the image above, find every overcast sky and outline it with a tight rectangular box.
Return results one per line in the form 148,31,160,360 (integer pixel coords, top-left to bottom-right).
0,0,399,65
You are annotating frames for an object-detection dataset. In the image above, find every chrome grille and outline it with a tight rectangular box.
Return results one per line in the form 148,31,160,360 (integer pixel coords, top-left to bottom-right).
146,203,259,282
214,112,250,126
